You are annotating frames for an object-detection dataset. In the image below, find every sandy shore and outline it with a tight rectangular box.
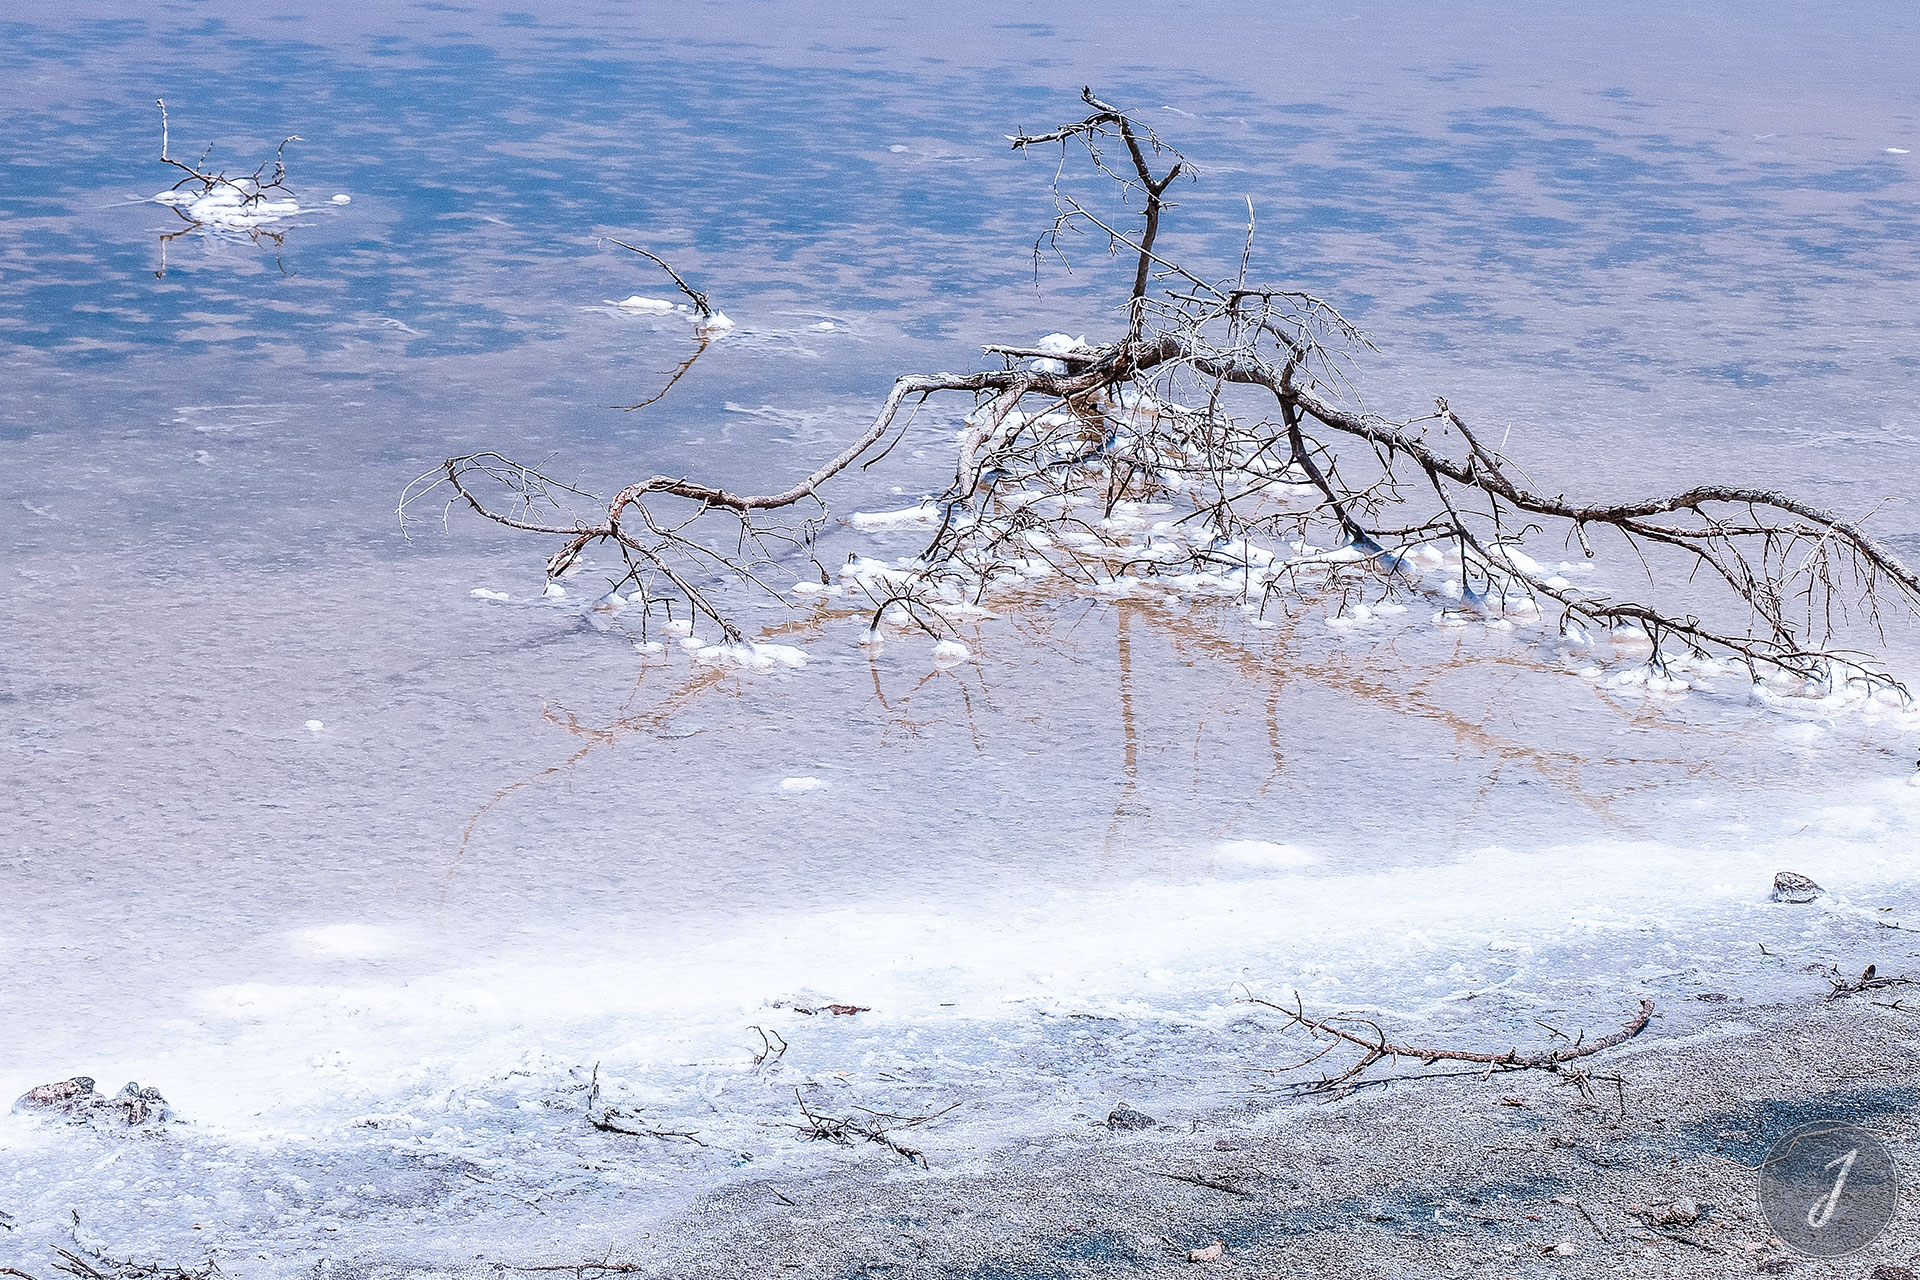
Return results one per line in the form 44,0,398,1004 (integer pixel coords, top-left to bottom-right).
598,991,1920,1280
6,974,1918,1279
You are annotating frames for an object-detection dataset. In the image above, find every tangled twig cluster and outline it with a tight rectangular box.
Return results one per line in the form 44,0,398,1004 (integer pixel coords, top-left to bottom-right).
150,100,302,277
790,1089,961,1167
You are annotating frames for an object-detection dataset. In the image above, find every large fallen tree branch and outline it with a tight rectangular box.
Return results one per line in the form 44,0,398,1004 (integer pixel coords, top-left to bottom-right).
406,87,1920,694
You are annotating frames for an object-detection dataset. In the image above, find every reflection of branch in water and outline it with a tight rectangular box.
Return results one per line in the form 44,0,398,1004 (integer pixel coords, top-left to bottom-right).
613,333,711,413
1104,599,1145,855
439,656,736,903
866,648,996,754
1147,605,1707,844
155,215,290,280
444,575,1727,895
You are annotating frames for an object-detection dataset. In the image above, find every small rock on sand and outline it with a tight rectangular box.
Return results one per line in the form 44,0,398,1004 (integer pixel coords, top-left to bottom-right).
1771,871,1822,903
1187,1240,1223,1263
1653,1197,1701,1226
14,1076,171,1128
1107,1103,1157,1131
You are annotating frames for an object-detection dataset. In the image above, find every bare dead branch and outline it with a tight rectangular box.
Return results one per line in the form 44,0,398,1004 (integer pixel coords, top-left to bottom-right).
412,89,1920,703
583,1063,707,1146
601,238,712,319
49,1248,216,1280
1825,964,1917,1000
149,100,303,279
1241,992,1655,1098
790,1090,959,1167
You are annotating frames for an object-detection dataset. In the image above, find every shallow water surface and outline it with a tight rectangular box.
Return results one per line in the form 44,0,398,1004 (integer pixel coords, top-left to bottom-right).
3,2,1919,1270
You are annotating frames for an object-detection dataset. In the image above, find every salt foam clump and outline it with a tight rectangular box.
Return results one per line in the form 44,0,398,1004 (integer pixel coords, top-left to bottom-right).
153,181,299,229
692,642,808,671
1029,332,1086,375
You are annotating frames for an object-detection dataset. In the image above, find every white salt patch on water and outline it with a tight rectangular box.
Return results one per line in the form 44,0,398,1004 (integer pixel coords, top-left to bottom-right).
888,144,908,153
632,641,665,655
329,193,351,204
542,582,565,599
303,720,324,732
849,502,939,530
606,295,674,313
812,321,835,331
1215,840,1318,869
692,642,808,670
291,924,398,958
779,776,827,792
932,639,972,662
1889,148,1911,155
154,183,300,229
699,311,736,332
469,587,509,601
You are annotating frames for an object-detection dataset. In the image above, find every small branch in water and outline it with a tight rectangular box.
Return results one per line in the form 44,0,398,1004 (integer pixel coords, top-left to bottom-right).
584,1063,708,1146
790,1089,960,1167
1239,990,1655,1098
601,238,712,318
1826,964,1916,1000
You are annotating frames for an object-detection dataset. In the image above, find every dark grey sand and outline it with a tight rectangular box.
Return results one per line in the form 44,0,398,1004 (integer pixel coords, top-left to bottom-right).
645,997,1919,1279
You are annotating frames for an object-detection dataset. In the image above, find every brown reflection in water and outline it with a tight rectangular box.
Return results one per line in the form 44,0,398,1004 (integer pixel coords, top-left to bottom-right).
1104,600,1145,854
1148,610,1712,847
443,585,1722,892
